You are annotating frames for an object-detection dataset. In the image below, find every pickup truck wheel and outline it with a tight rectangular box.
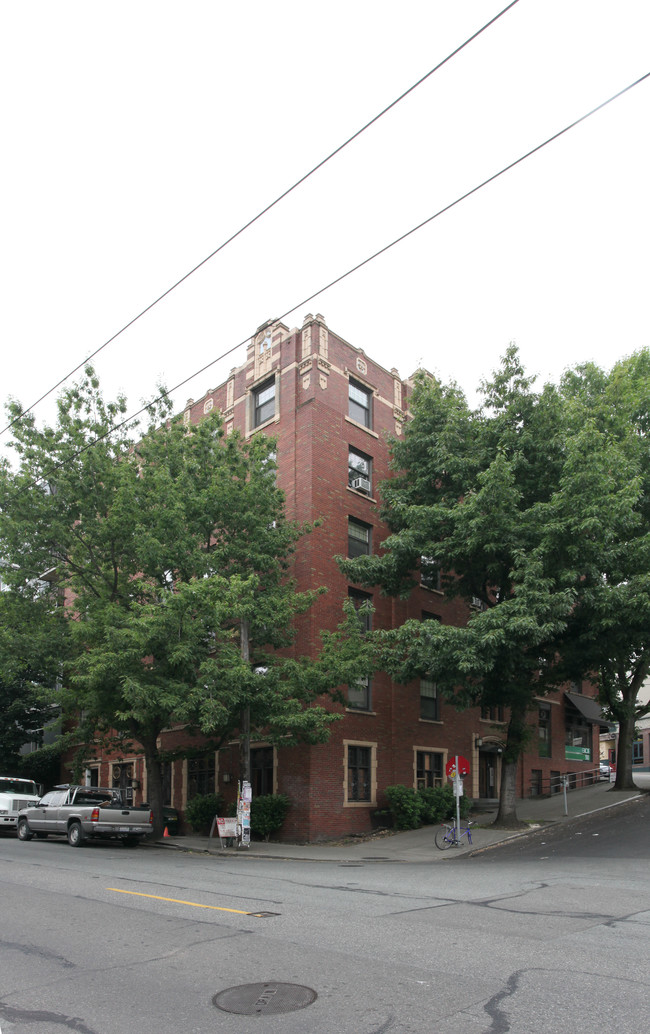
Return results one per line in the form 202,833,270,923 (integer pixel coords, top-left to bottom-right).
17,818,33,841
67,821,85,847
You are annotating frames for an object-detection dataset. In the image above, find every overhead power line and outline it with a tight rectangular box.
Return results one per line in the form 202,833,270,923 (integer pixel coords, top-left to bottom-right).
15,68,649,497
1,0,521,437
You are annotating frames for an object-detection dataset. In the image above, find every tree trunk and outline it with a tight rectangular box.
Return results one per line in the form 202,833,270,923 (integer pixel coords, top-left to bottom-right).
494,700,529,828
239,619,251,784
614,709,636,790
495,756,520,827
143,742,165,839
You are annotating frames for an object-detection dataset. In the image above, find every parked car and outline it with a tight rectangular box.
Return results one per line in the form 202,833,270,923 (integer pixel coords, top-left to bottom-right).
600,761,612,779
17,785,153,847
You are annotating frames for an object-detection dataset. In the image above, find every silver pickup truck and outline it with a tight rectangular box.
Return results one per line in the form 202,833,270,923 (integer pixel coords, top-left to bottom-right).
17,784,153,847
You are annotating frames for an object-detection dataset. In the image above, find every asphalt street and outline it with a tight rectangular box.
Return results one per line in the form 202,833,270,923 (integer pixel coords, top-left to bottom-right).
0,792,648,1034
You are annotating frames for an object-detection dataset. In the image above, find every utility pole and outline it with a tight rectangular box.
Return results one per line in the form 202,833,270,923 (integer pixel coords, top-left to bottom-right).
239,618,251,783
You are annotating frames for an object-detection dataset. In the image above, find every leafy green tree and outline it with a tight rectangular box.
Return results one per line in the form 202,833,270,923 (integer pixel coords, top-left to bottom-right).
0,581,65,773
0,369,372,836
553,351,650,789
340,347,594,827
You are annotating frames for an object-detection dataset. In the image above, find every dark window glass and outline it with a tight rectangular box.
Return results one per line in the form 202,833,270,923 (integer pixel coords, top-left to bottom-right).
348,676,371,710
481,705,505,722
416,751,443,789
347,590,372,709
349,380,371,427
538,704,551,758
254,380,275,426
348,517,371,557
632,739,643,765
188,755,215,798
162,762,172,806
251,747,274,795
564,713,589,750
420,678,439,721
348,746,371,801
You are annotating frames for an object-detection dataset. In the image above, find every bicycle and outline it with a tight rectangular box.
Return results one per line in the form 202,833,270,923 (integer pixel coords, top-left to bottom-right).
435,819,474,850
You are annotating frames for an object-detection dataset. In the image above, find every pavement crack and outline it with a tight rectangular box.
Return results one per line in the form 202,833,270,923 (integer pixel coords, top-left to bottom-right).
0,1000,98,1033
0,938,75,968
483,970,523,1033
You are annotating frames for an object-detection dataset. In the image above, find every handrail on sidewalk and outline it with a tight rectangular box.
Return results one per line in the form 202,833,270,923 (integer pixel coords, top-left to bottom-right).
529,766,609,798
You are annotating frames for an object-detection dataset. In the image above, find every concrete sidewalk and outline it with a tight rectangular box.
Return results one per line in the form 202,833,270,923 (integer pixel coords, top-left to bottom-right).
155,780,644,863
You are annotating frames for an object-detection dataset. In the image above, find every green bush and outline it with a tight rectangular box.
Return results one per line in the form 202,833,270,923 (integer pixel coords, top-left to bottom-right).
184,792,224,834
250,794,290,841
417,785,450,825
385,785,423,829
385,783,472,830
422,783,471,823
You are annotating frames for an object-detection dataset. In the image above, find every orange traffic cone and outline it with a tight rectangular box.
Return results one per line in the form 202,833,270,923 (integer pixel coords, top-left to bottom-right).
163,826,170,838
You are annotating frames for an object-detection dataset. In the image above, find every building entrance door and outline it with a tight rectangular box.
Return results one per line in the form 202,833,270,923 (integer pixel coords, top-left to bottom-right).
479,751,497,799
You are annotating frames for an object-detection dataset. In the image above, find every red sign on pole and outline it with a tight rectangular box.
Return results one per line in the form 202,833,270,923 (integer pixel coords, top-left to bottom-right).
445,755,470,778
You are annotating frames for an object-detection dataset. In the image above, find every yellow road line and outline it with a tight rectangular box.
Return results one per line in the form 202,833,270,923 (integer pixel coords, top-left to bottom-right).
107,887,253,914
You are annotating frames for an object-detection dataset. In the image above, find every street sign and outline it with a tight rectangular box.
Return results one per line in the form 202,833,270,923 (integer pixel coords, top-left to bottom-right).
446,755,470,778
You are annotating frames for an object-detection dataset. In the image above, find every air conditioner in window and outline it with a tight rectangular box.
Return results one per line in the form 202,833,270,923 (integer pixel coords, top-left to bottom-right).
351,476,371,493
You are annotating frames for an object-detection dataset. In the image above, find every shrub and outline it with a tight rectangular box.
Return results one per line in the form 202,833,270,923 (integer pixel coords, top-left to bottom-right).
385,785,423,829
417,785,450,825
431,781,471,823
250,794,290,841
385,783,473,830
184,792,224,834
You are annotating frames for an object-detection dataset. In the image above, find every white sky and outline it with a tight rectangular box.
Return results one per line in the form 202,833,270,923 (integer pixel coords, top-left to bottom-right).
1,1,649,460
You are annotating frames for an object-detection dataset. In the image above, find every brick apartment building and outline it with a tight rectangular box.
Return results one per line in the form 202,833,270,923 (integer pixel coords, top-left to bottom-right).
81,314,607,840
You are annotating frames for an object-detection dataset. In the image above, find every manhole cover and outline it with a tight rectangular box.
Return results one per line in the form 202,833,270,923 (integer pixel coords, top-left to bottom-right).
213,982,317,1016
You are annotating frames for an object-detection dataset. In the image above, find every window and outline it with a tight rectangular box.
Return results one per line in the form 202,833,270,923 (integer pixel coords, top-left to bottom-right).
420,557,442,591
347,590,372,709
347,745,371,801
420,678,439,721
348,676,371,711
530,769,543,796
416,751,443,789
348,447,372,493
251,746,274,795
538,703,551,758
349,380,371,427
162,762,172,806
564,712,590,756
188,754,215,797
348,517,371,557
481,705,505,722
632,738,644,765
253,379,275,427
348,589,372,632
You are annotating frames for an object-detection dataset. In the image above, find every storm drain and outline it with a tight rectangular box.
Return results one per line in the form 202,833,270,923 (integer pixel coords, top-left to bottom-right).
213,982,317,1016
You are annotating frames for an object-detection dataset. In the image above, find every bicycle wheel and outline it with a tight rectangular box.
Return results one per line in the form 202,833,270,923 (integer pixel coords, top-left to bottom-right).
435,826,454,850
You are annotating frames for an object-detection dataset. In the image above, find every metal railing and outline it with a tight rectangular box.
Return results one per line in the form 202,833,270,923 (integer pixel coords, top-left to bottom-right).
529,766,609,798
